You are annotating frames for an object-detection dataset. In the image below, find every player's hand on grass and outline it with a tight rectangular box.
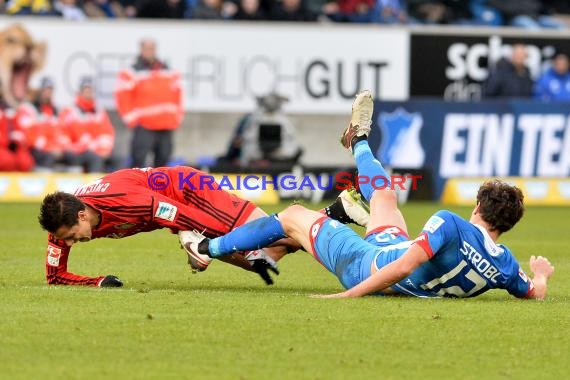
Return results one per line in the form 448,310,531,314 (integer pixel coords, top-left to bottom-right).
246,250,279,285
529,255,554,279
99,275,124,288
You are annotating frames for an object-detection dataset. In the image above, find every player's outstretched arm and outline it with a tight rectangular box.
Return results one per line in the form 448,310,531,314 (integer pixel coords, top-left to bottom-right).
45,235,122,287
316,244,430,298
528,255,554,300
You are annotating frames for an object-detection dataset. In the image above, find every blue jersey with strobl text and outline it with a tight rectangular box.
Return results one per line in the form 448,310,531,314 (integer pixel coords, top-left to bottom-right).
373,210,534,298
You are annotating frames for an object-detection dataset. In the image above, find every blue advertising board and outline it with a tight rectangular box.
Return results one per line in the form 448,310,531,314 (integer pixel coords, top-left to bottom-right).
369,100,570,198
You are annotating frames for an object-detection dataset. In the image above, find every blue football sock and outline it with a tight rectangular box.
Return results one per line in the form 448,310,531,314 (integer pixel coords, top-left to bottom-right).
353,140,391,203
208,214,287,258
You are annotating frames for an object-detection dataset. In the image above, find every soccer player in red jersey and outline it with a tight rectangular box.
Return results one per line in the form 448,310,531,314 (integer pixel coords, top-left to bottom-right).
38,166,368,287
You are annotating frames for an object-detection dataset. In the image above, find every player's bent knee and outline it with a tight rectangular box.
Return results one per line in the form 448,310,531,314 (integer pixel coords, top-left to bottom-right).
371,189,398,207
278,204,308,236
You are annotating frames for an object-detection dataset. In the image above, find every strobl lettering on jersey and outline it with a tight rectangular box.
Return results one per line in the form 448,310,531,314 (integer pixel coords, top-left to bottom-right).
459,240,500,283
374,210,533,298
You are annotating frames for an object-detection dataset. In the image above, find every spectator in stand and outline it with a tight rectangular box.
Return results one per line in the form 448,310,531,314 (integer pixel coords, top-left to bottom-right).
194,0,268,19
135,0,185,18
114,39,183,168
0,96,34,172
256,0,272,14
543,0,570,16
407,0,474,25
487,0,565,29
534,52,570,102
483,44,533,99
82,0,125,18
322,0,375,23
6,0,54,15
14,77,80,171
406,0,446,23
119,0,137,17
192,0,223,19
233,0,266,20
60,77,120,173
53,0,87,20
373,0,410,24
270,0,317,21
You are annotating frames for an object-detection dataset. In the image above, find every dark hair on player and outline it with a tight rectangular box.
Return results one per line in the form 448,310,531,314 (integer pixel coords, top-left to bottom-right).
38,192,86,233
476,180,524,234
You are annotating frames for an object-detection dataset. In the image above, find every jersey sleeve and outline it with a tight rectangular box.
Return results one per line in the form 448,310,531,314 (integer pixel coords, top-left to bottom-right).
413,210,455,258
149,193,197,233
505,265,535,299
45,234,105,286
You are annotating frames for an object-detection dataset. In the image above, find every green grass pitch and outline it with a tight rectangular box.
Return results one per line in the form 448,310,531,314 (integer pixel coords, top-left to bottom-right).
0,202,569,379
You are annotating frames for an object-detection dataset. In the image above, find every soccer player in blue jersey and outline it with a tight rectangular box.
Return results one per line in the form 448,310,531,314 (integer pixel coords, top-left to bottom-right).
183,90,555,299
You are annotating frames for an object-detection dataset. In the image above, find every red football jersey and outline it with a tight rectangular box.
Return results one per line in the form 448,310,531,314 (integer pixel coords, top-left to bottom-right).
45,166,256,286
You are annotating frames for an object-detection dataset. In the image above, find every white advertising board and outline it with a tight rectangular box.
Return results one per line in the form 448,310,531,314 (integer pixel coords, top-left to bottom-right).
0,18,409,114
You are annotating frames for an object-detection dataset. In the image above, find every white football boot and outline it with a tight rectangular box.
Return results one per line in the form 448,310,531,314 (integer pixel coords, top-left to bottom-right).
178,230,213,272
340,89,374,152
338,188,370,227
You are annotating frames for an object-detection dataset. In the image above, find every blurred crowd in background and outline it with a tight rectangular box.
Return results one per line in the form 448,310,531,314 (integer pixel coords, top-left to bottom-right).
0,0,569,28
2,36,569,173
0,75,121,173
484,45,570,100
1,0,570,174
0,38,183,173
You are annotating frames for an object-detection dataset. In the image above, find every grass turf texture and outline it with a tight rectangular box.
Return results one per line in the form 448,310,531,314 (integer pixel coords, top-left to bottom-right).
0,202,569,380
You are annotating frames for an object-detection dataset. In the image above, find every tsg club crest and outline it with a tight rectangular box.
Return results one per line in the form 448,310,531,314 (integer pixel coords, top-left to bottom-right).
377,108,425,168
